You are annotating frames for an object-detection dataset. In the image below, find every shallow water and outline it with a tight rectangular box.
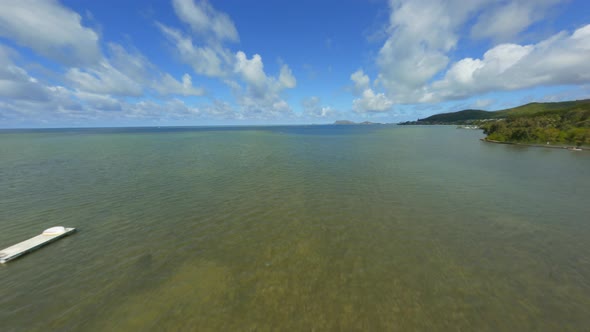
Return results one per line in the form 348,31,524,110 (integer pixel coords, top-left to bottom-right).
1,125,589,331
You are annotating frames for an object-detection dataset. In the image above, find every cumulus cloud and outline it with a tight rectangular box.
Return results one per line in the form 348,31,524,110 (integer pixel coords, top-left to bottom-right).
352,89,393,113
0,45,51,101
234,51,267,93
108,43,204,96
0,41,208,127
108,43,151,84
0,0,101,66
66,62,143,97
2,87,207,127
155,73,205,96
429,24,590,101
0,65,99,126
374,0,524,100
359,0,589,107
231,51,297,119
302,96,336,118
232,84,294,120
0,48,206,128
75,91,122,112
279,65,297,89
2,0,296,126
350,69,393,113
160,0,297,119
376,0,475,95
237,96,292,119
66,43,204,98
158,23,231,78
471,0,561,42
202,100,235,119
233,53,297,95
0,0,209,125
172,0,239,42
106,99,200,122
351,69,370,93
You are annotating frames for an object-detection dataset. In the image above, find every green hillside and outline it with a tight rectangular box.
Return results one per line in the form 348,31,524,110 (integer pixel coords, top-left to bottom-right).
494,99,590,118
399,99,590,146
481,104,590,146
399,99,590,125
417,109,493,123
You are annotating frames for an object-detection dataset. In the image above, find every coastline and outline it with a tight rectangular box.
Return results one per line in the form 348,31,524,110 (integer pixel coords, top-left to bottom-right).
480,138,589,151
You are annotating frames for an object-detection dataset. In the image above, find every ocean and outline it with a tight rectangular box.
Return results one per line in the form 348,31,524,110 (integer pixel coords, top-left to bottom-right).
1,125,589,331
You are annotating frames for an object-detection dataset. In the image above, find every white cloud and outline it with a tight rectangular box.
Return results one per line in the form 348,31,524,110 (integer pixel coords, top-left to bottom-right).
164,98,200,117
229,51,297,118
202,100,235,119
48,86,83,112
66,61,143,97
353,89,393,113
302,96,336,118
361,0,589,107
279,65,297,89
0,0,101,66
161,0,297,119
66,43,204,98
158,23,231,78
0,73,50,102
0,42,207,125
0,45,51,101
232,86,294,119
1,0,296,124
350,69,393,113
155,73,205,97
108,43,151,83
233,52,297,95
372,0,499,105
108,43,204,96
351,69,370,93
75,91,122,112
436,43,532,90
172,0,239,42
0,63,97,125
429,24,590,100
376,0,473,94
471,0,561,42
0,1,203,112
234,51,267,93
115,99,200,121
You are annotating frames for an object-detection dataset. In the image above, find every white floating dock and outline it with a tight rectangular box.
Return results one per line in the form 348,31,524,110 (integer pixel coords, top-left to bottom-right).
0,227,76,264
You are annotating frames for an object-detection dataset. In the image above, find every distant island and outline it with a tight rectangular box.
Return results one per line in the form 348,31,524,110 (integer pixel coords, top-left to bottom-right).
334,120,382,125
399,99,590,147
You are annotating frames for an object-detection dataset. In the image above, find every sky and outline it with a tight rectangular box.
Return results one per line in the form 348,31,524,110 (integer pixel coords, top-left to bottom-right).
1,0,590,128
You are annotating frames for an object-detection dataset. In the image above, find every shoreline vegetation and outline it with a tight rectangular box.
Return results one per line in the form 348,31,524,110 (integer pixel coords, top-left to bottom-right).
480,138,589,151
399,99,590,149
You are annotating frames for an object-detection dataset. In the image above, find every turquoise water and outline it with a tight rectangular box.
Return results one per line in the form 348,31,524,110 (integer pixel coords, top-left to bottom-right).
1,125,589,331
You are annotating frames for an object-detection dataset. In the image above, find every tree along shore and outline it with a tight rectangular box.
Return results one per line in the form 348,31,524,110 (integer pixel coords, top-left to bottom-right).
479,108,589,147
399,99,590,147
480,138,589,150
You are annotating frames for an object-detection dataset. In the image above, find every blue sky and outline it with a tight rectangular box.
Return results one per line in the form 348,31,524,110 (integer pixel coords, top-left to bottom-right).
1,0,589,128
